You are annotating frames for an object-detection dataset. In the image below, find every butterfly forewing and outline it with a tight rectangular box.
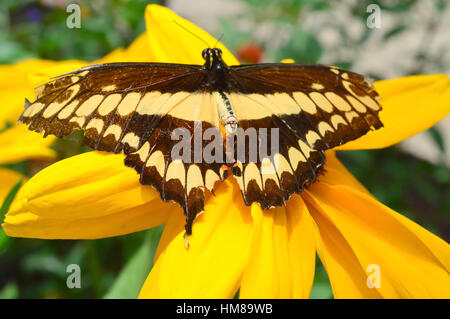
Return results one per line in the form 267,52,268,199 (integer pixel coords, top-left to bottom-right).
20,62,207,152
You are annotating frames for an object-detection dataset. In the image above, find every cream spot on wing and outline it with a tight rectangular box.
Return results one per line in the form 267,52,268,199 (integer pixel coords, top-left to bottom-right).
346,95,367,113
342,73,349,80
136,91,163,115
262,93,301,115
69,116,85,128
153,92,190,115
330,68,339,75
78,71,89,77
76,95,104,116
101,84,117,92
169,93,218,125
23,102,45,117
43,85,81,118
134,142,150,162
117,92,141,116
318,121,335,136
58,100,78,119
146,150,165,177
273,153,294,176
311,83,324,90
103,124,122,140
288,147,306,171
228,93,272,120
293,92,316,114
309,92,333,112
342,80,357,96
325,92,351,111
356,94,380,111
71,76,80,83
306,130,321,146
342,80,380,110
121,132,140,149
345,111,359,123
260,157,276,175
244,162,262,190
330,114,347,130
86,118,104,133
98,94,122,116
298,139,312,158
186,165,204,193
205,169,220,190
165,159,186,187
261,158,279,189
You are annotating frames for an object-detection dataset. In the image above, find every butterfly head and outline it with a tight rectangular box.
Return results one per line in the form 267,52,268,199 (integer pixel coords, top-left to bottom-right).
202,48,224,70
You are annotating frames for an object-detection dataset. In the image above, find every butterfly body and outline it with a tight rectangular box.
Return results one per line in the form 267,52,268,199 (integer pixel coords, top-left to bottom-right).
19,49,383,236
202,48,228,88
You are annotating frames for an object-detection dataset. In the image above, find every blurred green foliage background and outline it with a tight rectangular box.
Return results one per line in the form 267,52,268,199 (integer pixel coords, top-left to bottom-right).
0,0,449,299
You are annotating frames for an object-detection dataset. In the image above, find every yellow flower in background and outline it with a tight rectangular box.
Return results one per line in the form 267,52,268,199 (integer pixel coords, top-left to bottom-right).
2,4,450,298
0,60,58,203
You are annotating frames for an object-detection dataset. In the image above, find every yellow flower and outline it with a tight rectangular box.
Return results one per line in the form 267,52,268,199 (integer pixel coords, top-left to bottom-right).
0,60,61,203
2,5,450,298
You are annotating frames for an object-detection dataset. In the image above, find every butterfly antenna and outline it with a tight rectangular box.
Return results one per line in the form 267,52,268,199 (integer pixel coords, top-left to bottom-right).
213,33,224,48
172,20,210,48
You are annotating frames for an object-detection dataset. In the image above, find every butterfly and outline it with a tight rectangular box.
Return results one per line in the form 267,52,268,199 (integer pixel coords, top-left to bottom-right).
19,47,383,238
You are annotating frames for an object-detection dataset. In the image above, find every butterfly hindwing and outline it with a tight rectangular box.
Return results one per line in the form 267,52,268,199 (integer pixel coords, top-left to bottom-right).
124,113,227,234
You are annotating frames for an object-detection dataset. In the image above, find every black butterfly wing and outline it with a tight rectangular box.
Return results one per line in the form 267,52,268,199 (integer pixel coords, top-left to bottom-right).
19,62,227,234
226,63,383,208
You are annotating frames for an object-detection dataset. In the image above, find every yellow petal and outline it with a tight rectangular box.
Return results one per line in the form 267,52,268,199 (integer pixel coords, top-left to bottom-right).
139,179,253,299
286,197,317,298
144,4,239,65
28,61,86,88
0,124,56,164
2,151,175,239
240,195,316,298
339,74,450,150
98,33,153,63
240,205,292,298
0,59,59,125
303,152,450,298
0,168,25,204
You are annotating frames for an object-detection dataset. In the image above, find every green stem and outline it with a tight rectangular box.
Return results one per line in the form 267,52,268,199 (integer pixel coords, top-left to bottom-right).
84,240,104,297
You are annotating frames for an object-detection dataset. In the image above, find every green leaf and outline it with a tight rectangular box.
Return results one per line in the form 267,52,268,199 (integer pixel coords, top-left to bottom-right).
274,25,322,63
22,250,66,277
428,127,445,153
310,283,333,299
310,256,333,299
383,25,407,40
0,179,22,218
434,0,447,10
0,282,19,299
0,179,23,251
333,61,353,70
103,226,164,299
